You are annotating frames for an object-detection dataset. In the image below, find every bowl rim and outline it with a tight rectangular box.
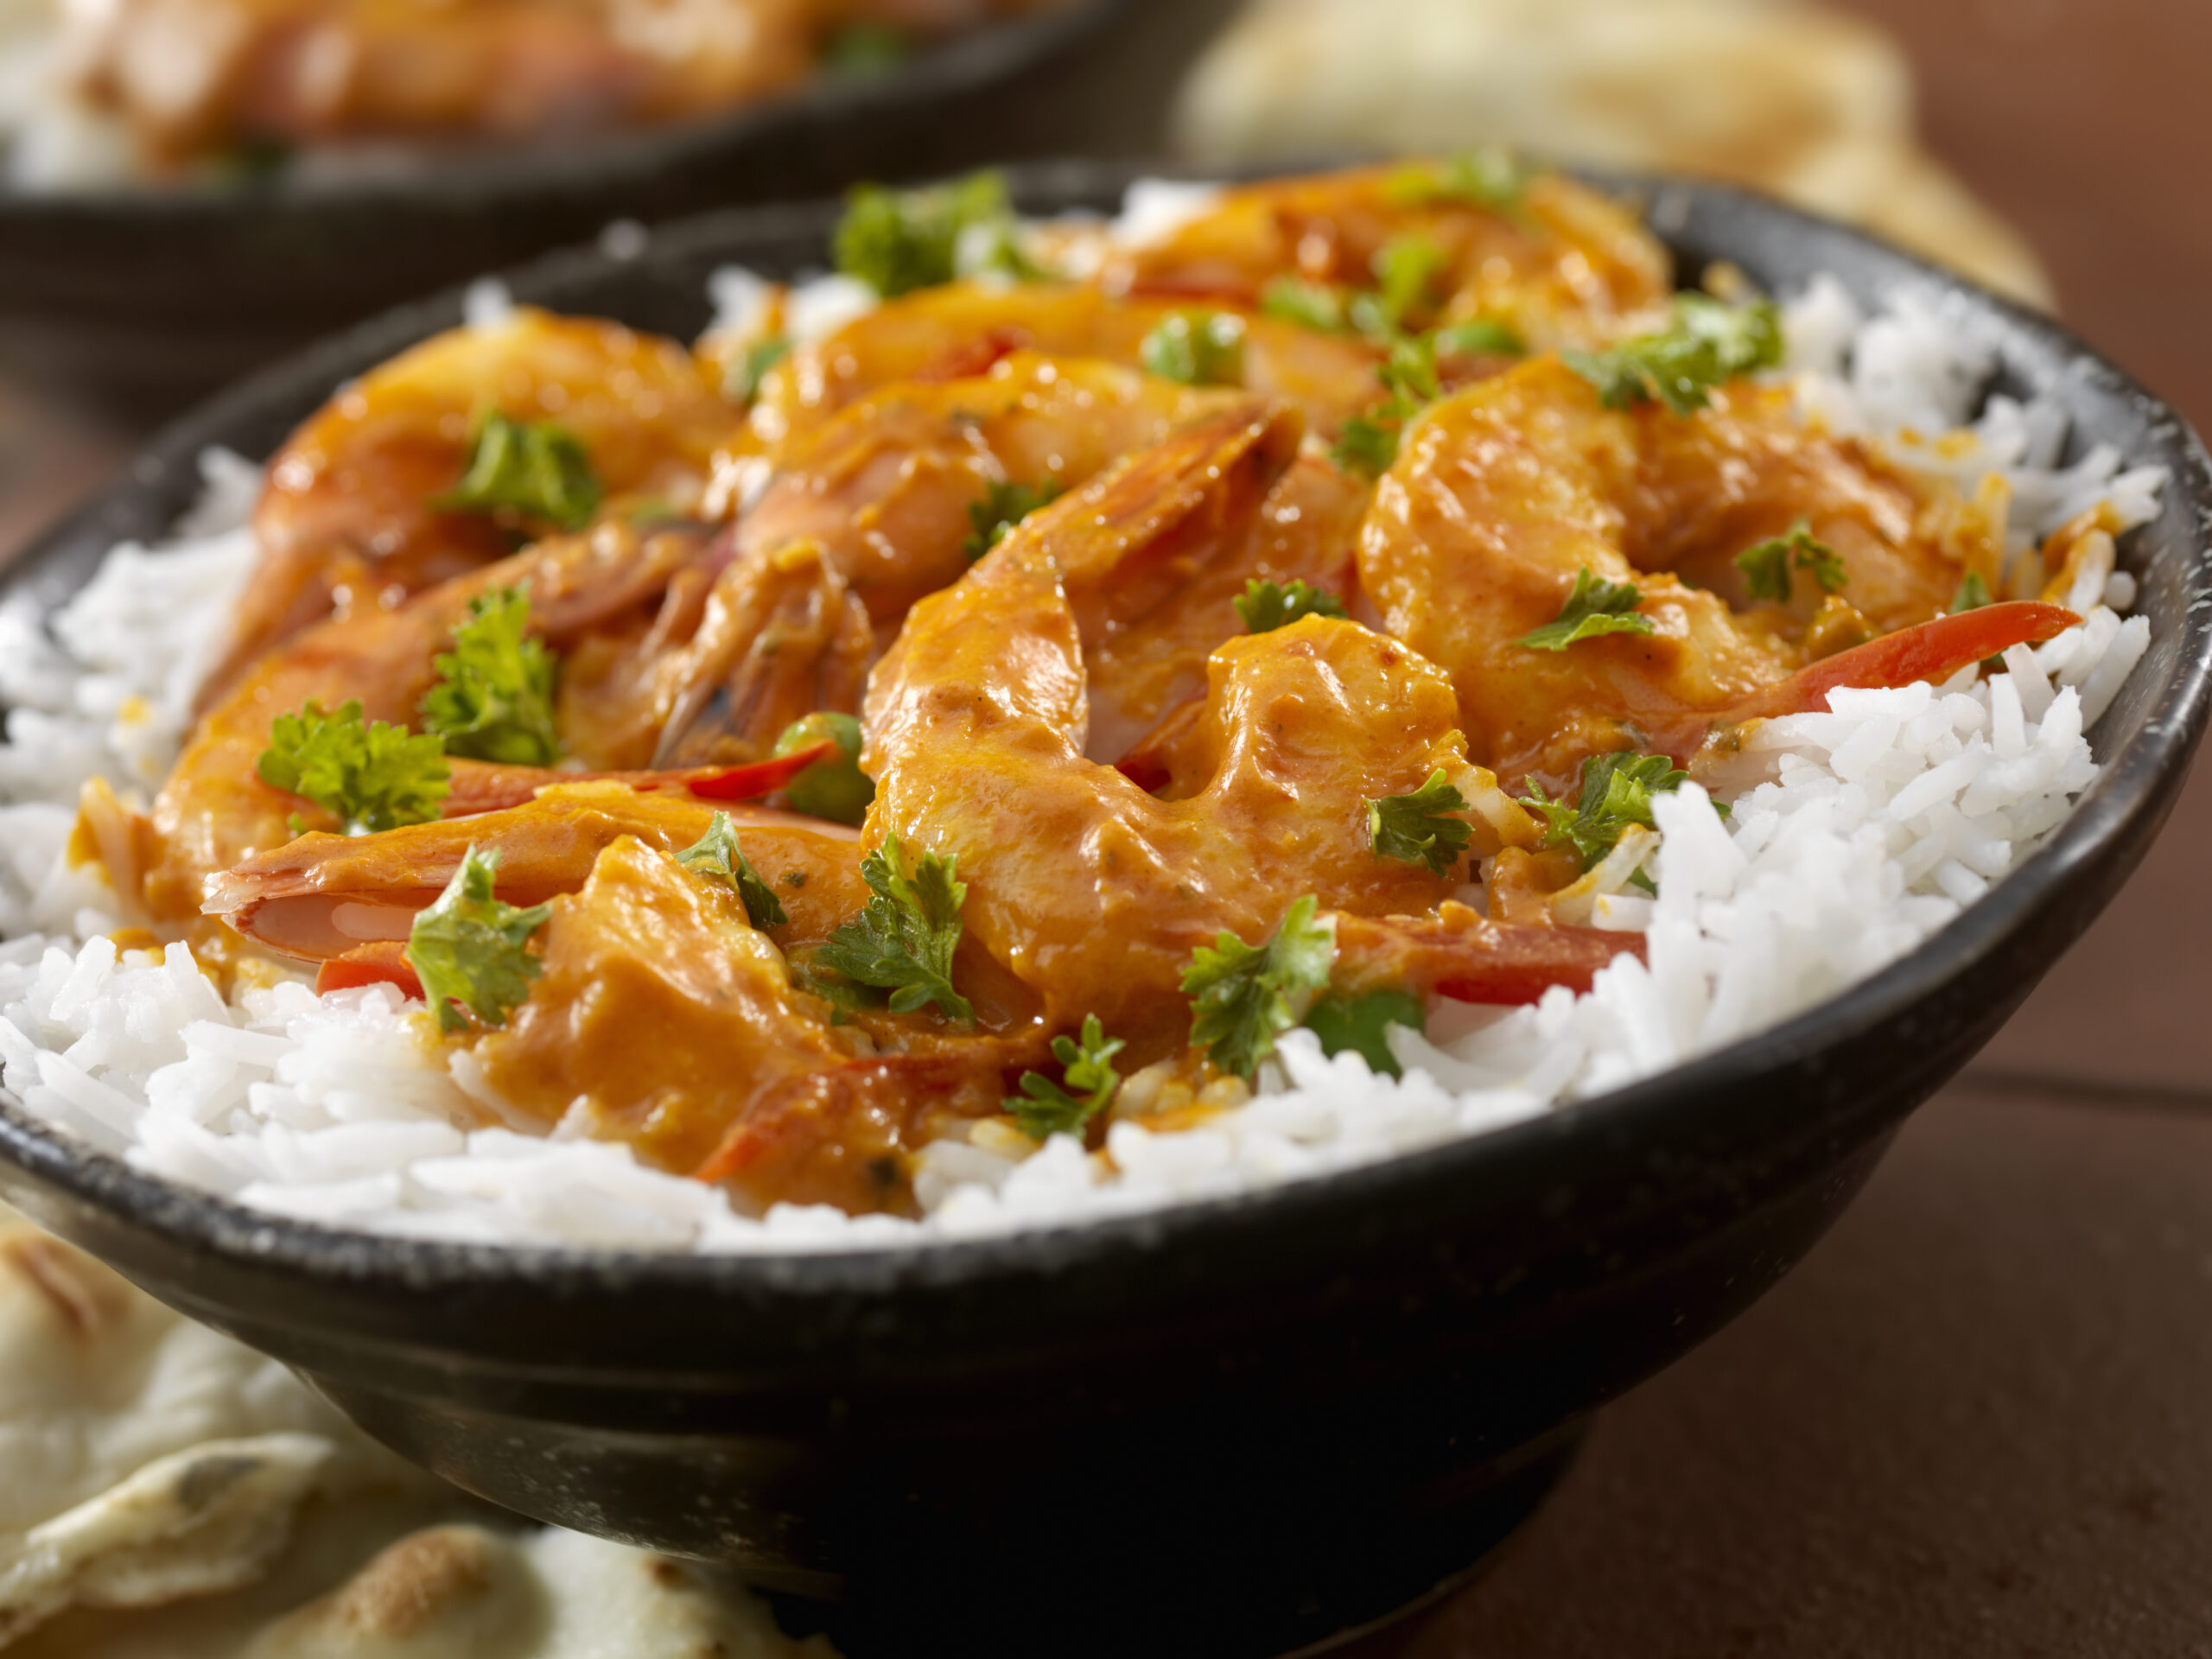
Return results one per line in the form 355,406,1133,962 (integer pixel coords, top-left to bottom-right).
0,0,1128,215
1,161,2207,1298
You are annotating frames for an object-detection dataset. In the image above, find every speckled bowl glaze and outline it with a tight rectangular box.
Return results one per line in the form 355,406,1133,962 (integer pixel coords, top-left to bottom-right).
0,0,1237,424
1,166,2207,1659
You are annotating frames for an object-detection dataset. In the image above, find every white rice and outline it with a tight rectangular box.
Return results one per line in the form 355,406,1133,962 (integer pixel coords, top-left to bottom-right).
0,196,2171,1252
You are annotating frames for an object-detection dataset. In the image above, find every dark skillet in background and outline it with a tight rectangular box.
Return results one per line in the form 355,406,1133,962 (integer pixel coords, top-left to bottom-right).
0,164,2208,1659
0,0,1238,424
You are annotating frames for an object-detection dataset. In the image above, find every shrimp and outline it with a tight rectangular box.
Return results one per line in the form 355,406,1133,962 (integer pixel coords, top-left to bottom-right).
864,444,1613,1058
1356,356,2056,787
209,308,742,705
147,518,710,919
747,283,1390,448
67,0,818,167
204,782,865,960
1110,162,1674,352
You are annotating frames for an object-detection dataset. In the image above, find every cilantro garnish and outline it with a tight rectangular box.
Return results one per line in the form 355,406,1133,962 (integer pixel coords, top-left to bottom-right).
675,811,789,931
1519,750,1696,871
1563,294,1783,416
418,588,560,767
1182,895,1337,1079
257,700,449,834
1367,768,1476,876
726,334,791,406
1734,519,1847,604
1329,335,1441,477
1234,578,1348,634
440,411,601,530
1140,310,1247,386
1433,318,1525,358
1303,988,1426,1078
963,477,1063,560
1259,276,1347,334
407,845,550,1034
1330,413,1403,478
1389,148,1529,212
1949,571,1993,613
1006,1014,1126,1141
1345,236,1446,338
832,170,1034,297
1519,567,1656,651
813,834,972,1022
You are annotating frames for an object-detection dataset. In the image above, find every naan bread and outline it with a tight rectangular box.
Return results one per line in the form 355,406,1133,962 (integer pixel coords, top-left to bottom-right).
1172,0,2053,308
0,1210,832,1656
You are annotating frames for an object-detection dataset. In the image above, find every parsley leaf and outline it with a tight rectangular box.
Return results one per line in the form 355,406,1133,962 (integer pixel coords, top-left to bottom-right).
1389,147,1529,211
1182,895,1337,1079
833,170,1032,298
813,834,972,1021
419,588,560,767
1346,236,1447,337
1519,567,1656,651
257,700,449,834
1259,276,1347,333
1563,294,1783,416
1367,768,1476,876
1949,571,1993,613
674,810,789,930
1234,578,1348,634
1006,1014,1126,1141
440,412,601,530
1330,412,1404,478
1433,318,1526,358
1734,519,1847,604
1302,988,1426,1078
963,477,1063,560
1518,750,1694,871
1140,310,1247,385
1329,334,1443,477
407,845,550,1034
726,334,791,405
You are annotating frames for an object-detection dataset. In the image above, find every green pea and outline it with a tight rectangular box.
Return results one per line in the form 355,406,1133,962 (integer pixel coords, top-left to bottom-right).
774,712,874,825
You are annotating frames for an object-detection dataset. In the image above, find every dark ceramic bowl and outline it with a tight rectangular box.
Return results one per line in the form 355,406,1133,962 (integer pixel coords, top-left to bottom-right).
1,164,2208,1659
0,0,1236,425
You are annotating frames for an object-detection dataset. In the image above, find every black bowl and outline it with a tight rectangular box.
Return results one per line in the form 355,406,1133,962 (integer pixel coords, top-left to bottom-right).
1,165,2208,1659
0,0,1236,425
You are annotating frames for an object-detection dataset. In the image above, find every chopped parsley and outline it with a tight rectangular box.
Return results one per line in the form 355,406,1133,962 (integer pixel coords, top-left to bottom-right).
674,811,789,931
1346,236,1446,337
725,334,791,405
963,477,1062,560
257,700,449,834
1388,147,1529,212
1330,412,1405,477
1302,988,1426,1078
407,845,550,1034
439,411,601,530
1519,567,1656,651
1367,768,1476,876
1433,317,1526,358
1519,750,1700,871
1140,310,1247,386
1563,294,1783,416
772,712,874,825
812,834,972,1021
1734,519,1847,604
419,588,560,767
1949,571,1993,613
832,170,1034,298
1182,894,1337,1080
1005,1015,1126,1141
1234,578,1348,633
1328,335,1442,477
1259,276,1347,333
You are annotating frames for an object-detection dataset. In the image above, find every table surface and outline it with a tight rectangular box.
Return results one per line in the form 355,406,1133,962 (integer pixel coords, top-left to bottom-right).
3,1,2209,1652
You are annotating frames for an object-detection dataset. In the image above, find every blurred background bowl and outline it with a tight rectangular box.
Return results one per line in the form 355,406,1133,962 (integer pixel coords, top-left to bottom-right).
0,0,1237,425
